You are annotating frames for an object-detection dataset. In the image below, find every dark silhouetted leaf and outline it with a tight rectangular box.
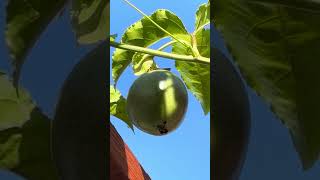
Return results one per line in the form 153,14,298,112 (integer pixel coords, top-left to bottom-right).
214,0,320,169
0,73,58,180
12,108,59,180
71,0,109,44
0,74,34,131
5,0,67,88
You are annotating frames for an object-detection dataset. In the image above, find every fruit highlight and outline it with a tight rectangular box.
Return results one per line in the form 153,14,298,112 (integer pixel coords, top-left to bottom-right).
127,70,188,135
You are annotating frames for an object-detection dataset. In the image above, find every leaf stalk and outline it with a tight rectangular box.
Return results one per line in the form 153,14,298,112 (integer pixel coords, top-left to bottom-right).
110,41,210,64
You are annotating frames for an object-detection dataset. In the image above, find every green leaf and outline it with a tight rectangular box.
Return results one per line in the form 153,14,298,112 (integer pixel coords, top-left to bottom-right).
195,29,210,58
213,0,320,170
112,9,189,84
173,29,210,115
71,0,109,44
110,34,117,42
11,108,58,180
0,73,58,180
132,53,158,76
0,130,21,169
110,86,133,130
5,0,67,88
0,74,35,131
110,85,121,103
195,2,210,31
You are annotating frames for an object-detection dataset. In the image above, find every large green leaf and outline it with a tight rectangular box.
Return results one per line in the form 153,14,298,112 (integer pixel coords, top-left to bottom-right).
213,0,320,169
112,9,189,84
71,0,109,44
0,74,58,180
110,85,133,130
5,0,67,88
173,29,210,115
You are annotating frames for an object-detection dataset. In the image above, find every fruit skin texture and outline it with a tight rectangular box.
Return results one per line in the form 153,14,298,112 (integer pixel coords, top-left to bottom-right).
127,70,188,136
212,48,251,180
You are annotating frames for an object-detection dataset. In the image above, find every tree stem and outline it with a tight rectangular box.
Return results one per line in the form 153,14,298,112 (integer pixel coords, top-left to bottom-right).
110,41,210,65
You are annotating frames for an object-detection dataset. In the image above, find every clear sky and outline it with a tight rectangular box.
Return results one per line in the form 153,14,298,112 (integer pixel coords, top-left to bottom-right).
110,0,210,180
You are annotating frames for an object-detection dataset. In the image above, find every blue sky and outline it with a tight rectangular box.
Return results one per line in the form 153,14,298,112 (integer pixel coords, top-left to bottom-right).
110,0,210,180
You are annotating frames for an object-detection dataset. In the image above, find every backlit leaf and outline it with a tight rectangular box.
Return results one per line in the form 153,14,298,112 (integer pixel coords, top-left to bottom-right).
173,29,210,114
110,86,133,130
213,0,320,169
112,9,189,84
195,2,210,31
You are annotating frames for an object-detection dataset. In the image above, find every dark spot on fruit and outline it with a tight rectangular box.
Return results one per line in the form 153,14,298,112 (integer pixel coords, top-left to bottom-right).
157,122,168,135
159,128,168,135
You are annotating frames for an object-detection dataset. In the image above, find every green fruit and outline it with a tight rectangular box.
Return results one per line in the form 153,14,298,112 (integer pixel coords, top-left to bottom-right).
127,70,188,136
212,48,251,180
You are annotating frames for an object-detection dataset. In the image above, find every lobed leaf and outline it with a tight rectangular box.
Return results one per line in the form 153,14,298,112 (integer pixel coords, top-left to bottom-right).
112,9,189,84
173,29,210,115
